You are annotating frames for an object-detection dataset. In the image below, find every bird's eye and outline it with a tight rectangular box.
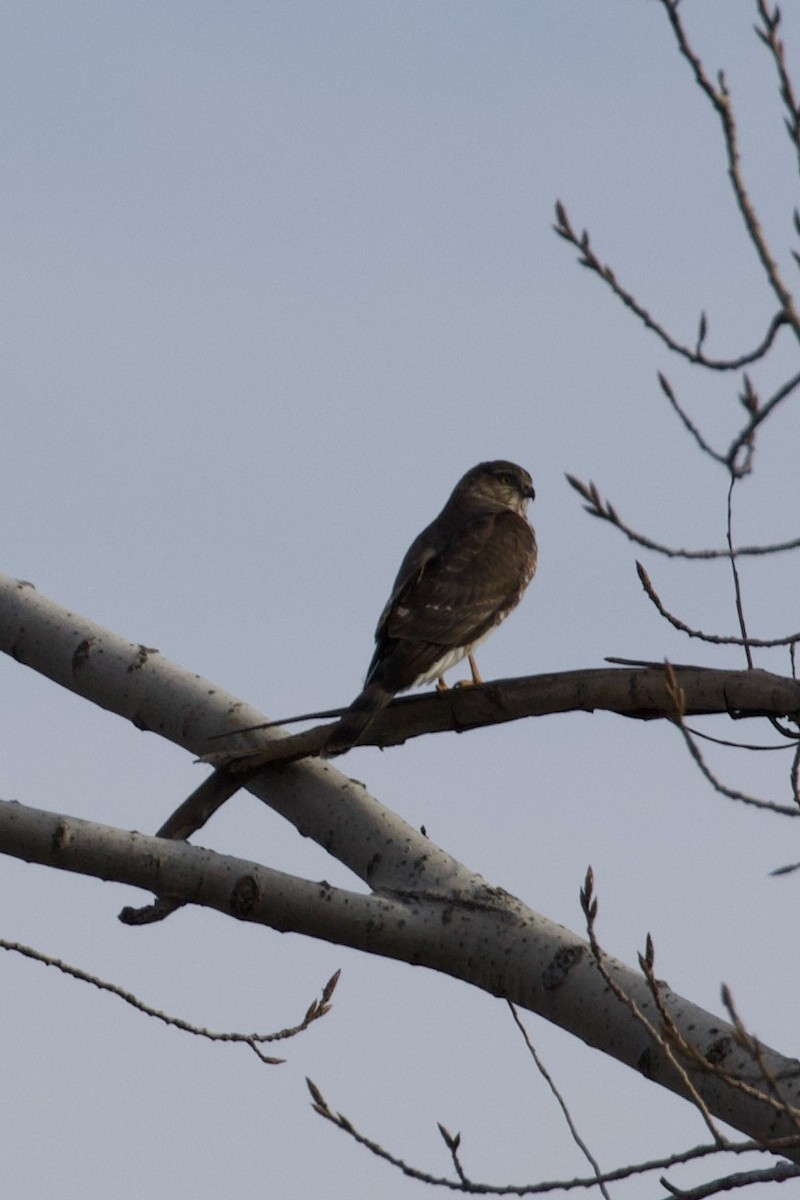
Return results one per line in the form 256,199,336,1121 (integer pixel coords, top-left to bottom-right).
495,472,515,487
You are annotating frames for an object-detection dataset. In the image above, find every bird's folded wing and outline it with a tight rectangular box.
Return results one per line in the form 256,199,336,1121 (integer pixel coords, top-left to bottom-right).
382,510,534,648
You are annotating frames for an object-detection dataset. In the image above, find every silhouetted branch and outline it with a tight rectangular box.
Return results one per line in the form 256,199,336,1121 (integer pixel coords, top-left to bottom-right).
726,368,800,466
663,666,800,817
0,938,338,1064
566,474,800,559
721,984,800,1134
582,870,724,1143
636,561,800,649
658,0,800,335
755,0,800,171
134,662,800,855
724,479,753,666
307,1068,800,1197
659,1162,800,1200
508,1002,611,1200
553,201,789,367
657,373,732,467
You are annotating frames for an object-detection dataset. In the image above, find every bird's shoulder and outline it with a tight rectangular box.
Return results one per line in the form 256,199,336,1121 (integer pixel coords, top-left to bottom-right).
391,497,501,583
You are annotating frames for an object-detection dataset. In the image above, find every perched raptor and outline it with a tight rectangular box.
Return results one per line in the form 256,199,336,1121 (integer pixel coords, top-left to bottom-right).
324,460,537,755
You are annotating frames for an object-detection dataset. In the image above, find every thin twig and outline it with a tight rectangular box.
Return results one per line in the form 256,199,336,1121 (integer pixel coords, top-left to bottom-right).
681,729,800,816
727,369,800,467
306,1073,800,1195
636,561,800,648
553,201,789,366
755,0,800,172
581,869,725,1144
681,725,794,752
658,0,800,335
662,668,800,816
0,939,339,1064
507,1003,611,1200
566,475,800,559
588,834,800,1129
792,744,800,807
437,1125,469,1187
726,476,753,668
657,373,730,466
721,984,800,1132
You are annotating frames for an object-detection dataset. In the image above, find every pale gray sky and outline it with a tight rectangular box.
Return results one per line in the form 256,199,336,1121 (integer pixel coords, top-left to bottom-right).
2,3,799,1197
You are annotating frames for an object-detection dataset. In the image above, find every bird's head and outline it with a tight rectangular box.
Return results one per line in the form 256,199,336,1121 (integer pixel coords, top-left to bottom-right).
457,460,535,516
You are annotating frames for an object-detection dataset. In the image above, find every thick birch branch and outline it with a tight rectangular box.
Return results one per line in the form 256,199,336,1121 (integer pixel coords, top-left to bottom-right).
1,796,800,1161
2,571,800,1156
0,572,474,895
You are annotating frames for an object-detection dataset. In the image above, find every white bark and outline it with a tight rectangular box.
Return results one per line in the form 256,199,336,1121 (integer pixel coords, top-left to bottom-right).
1,570,800,1158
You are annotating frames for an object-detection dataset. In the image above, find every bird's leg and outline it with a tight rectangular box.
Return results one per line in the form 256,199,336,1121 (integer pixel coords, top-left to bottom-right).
436,677,450,692
453,654,483,689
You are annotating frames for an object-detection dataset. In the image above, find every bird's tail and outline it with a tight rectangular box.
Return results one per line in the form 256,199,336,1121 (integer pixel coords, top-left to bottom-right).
323,682,393,756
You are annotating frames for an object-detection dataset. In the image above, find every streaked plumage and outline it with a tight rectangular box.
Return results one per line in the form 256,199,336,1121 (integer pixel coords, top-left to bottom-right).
324,460,537,755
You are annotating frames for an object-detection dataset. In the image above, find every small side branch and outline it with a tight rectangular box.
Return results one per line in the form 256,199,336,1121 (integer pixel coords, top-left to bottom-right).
755,0,800,172
726,369,800,467
553,201,789,366
635,562,800,649
0,939,338,1064
508,1002,611,1199
566,474,800,559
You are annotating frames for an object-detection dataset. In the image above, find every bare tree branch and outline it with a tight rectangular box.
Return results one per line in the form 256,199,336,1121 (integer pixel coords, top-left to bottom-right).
3,571,800,856
657,372,733,467
582,872,726,1145
0,570,799,1153
755,0,800,172
670,710,799,816
658,0,800,336
659,1160,800,1199
726,368,800,467
310,1074,800,1196
725,477,754,667
508,1002,611,1199
0,939,337,1063
553,201,789,367
565,475,800,559
3,796,800,1161
636,561,800,650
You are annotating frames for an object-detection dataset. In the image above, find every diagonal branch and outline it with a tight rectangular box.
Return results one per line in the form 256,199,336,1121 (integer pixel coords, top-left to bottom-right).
2,573,800,1149
0,571,473,898
2,795,800,1162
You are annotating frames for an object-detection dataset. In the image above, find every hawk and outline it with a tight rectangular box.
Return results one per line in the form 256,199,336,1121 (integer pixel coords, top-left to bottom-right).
324,460,537,755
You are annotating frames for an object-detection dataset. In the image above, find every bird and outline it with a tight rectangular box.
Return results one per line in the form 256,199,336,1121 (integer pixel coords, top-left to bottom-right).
324,460,537,755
